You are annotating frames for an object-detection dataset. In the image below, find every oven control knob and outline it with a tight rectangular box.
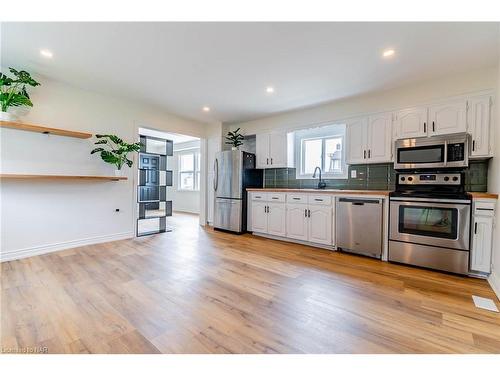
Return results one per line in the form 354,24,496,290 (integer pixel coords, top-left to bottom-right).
452,176,459,182
407,177,413,182
400,177,406,182
444,176,450,182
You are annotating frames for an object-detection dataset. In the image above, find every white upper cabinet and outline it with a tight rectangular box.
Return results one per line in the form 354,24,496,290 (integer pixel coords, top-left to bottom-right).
255,131,291,169
428,99,467,136
255,133,271,169
468,95,491,158
394,107,428,139
346,117,368,164
347,114,392,164
367,112,393,163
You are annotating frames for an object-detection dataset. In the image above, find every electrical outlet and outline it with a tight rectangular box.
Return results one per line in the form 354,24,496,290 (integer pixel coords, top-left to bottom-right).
350,170,357,179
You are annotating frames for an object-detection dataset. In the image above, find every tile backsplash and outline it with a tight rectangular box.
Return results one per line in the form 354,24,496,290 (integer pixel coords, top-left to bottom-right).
263,160,489,192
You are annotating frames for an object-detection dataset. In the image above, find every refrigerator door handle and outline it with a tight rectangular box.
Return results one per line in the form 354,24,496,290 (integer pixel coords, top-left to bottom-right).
213,158,219,191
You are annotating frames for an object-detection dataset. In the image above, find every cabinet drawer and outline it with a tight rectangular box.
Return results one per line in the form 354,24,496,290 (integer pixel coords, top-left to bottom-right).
474,201,495,217
287,193,308,204
251,192,268,201
308,195,332,205
268,193,286,203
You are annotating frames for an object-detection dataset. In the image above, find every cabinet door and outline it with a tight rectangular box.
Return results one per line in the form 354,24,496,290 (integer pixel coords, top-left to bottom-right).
428,100,467,136
267,203,286,237
346,117,368,164
470,216,493,273
286,204,308,241
308,205,332,245
255,133,270,169
468,95,491,158
367,112,393,163
251,201,268,233
394,107,427,139
269,131,288,168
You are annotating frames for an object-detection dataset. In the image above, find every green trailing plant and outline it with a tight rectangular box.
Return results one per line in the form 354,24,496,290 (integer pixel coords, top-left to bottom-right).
225,128,244,149
91,134,142,170
0,68,41,113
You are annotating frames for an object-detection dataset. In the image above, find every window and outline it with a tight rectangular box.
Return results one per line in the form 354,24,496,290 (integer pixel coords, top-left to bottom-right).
178,150,200,190
294,124,347,179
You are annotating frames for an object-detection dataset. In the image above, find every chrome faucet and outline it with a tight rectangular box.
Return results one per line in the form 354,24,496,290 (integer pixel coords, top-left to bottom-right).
313,166,327,189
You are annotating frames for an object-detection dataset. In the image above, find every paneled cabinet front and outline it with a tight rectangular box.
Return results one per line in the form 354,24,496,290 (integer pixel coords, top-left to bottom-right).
347,114,392,164
286,203,309,241
255,131,290,169
250,193,286,235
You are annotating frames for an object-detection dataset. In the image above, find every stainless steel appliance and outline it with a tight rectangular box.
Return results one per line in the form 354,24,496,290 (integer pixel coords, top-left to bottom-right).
336,197,383,258
389,171,471,274
213,150,263,233
394,133,469,170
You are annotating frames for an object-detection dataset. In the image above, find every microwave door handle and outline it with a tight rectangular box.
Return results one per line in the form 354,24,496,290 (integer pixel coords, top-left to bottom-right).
443,141,448,167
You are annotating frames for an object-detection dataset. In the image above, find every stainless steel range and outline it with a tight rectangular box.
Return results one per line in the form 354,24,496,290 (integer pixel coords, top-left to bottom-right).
389,171,471,274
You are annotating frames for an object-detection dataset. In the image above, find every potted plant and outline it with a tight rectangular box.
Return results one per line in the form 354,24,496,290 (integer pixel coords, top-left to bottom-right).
91,134,142,176
0,68,41,121
225,128,244,150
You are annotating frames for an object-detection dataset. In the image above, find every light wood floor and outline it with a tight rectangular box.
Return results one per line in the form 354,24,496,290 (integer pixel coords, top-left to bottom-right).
2,212,499,354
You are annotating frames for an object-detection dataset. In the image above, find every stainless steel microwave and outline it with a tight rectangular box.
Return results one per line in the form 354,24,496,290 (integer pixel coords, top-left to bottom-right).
394,133,469,170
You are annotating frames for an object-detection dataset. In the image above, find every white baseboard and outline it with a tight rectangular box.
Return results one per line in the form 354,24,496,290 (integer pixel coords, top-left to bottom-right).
488,271,500,302
0,231,134,262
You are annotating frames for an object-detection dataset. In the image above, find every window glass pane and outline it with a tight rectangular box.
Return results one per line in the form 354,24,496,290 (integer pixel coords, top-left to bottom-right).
324,137,343,173
180,154,194,171
180,172,194,190
399,206,457,239
303,139,322,174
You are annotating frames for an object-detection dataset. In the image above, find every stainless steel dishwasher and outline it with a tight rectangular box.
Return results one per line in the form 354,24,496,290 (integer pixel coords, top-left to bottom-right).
336,197,383,258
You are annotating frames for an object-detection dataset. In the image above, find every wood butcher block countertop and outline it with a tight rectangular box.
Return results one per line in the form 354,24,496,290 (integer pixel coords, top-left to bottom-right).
247,188,498,199
246,188,391,196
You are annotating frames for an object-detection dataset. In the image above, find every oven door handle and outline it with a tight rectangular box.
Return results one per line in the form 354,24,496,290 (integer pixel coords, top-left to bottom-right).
390,197,471,205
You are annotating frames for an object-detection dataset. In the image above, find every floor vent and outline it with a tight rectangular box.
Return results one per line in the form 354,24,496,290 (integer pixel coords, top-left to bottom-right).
472,295,499,312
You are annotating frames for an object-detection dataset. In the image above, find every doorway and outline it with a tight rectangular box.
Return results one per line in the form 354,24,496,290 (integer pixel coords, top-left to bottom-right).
137,127,203,235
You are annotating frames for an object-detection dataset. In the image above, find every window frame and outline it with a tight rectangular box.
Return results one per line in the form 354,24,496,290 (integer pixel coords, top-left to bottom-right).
294,124,347,180
177,149,201,191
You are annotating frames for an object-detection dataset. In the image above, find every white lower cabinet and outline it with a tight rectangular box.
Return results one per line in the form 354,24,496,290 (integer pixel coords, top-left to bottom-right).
250,201,268,233
267,202,286,237
470,200,495,274
286,204,309,241
308,205,332,245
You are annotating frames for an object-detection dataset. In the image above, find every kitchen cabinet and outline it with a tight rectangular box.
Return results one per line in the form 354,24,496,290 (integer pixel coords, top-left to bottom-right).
428,99,467,136
250,193,286,236
394,107,428,139
470,200,495,274
347,113,392,164
255,131,291,169
286,203,309,241
308,205,332,245
468,95,491,158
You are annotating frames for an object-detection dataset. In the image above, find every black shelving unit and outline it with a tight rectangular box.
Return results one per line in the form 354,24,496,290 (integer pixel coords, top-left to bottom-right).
137,135,174,236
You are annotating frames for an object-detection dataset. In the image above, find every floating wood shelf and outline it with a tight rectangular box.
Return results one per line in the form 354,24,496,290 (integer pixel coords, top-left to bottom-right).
0,120,92,139
0,174,127,181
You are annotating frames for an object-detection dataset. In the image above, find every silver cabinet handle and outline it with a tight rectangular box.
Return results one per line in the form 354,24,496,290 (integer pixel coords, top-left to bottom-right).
270,158,273,164
364,150,366,159
308,209,311,217
304,209,307,217
368,149,371,158
266,158,269,165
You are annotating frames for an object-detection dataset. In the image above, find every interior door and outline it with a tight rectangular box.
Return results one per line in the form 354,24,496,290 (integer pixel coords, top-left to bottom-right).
286,204,308,241
251,201,268,233
347,117,368,164
394,107,427,139
308,205,332,245
428,100,467,136
255,133,270,169
267,203,286,237
367,112,393,163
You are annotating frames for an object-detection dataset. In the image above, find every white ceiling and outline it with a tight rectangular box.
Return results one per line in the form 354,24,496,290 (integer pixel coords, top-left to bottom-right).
139,127,199,144
2,22,498,124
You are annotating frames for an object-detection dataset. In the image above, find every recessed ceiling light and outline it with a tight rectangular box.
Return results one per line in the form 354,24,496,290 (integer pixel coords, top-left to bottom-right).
266,86,275,94
40,49,53,58
382,49,395,58
202,106,210,112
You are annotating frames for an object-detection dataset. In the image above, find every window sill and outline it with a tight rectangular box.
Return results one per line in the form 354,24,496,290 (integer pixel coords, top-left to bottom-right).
177,189,200,192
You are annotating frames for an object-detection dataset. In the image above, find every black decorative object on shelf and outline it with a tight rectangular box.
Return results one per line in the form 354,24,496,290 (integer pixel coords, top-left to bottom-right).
137,135,174,237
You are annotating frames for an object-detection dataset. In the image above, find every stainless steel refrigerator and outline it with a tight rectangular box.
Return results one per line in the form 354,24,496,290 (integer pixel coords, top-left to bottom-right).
213,150,263,233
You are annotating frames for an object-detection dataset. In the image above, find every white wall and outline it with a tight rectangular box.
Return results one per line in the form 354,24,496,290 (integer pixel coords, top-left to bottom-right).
0,76,212,261
229,67,497,134
488,29,500,299
170,140,201,214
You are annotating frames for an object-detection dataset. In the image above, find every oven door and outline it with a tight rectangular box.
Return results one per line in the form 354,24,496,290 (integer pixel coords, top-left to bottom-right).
390,197,471,251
